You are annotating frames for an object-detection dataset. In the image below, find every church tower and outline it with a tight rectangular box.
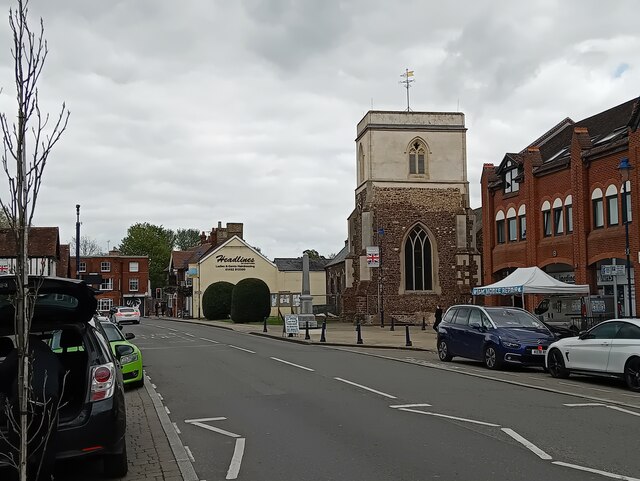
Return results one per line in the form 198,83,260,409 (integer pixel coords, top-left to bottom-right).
341,110,481,323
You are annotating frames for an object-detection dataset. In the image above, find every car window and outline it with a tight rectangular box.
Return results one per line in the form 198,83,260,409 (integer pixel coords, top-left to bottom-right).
485,308,545,329
480,313,493,329
587,322,622,340
442,309,456,323
614,323,640,340
92,327,113,360
100,322,125,342
468,309,482,326
454,308,470,325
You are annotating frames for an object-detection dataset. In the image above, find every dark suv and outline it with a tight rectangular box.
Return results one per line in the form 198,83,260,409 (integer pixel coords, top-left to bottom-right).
0,276,128,478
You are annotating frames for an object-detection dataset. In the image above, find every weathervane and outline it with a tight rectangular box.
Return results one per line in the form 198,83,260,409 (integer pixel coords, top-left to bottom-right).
399,68,414,111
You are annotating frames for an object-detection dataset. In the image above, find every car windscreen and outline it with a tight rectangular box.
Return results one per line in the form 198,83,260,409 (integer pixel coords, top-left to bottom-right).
100,322,125,342
485,308,546,329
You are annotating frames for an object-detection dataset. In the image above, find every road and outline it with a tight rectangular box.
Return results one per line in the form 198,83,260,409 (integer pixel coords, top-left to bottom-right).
132,318,640,481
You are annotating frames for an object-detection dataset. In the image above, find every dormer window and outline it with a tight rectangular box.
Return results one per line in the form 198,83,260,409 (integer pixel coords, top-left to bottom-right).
504,161,520,193
409,141,426,175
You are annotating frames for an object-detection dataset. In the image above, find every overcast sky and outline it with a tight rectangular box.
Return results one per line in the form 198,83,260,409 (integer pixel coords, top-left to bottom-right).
0,0,639,259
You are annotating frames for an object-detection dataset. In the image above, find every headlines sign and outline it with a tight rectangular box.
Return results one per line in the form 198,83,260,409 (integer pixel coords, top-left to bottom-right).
284,315,300,335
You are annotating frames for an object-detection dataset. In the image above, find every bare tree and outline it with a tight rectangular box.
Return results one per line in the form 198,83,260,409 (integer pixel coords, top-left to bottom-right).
69,235,102,256
0,0,69,479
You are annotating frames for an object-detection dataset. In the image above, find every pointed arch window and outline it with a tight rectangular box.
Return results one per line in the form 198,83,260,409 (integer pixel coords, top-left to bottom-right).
408,141,426,175
404,226,433,291
358,144,365,184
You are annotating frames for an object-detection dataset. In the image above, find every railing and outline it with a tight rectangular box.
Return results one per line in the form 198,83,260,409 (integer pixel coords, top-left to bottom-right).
568,316,608,332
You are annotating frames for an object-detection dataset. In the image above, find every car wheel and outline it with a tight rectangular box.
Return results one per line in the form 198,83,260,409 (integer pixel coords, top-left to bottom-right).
547,348,570,379
103,443,128,478
624,357,640,392
438,339,453,362
483,345,502,370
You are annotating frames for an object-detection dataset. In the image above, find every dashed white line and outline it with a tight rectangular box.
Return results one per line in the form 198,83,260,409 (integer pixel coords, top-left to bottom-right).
334,377,396,399
605,405,640,417
389,403,431,409
190,421,241,439
184,333,196,337
199,337,219,343
501,428,552,460
184,445,196,463
226,438,245,480
173,422,181,434
166,328,178,332
552,461,640,481
228,345,256,354
563,403,605,407
185,417,227,423
398,408,500,427
271,357,315,372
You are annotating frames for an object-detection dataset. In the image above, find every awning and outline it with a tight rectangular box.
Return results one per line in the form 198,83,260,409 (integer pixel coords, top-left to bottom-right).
472,267,590,296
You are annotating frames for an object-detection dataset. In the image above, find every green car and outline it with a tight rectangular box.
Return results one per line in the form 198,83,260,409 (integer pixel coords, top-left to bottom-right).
99,320,144,388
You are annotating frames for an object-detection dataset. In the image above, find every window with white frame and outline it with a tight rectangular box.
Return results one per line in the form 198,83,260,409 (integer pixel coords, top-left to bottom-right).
78,261,86,273
98,298,113,311
506,208,517,242
100,278,113,290
518,205,526,240
553,198,564,235
541,201,552,237
129,261,139,272
495,210,506,244
503,160,520,194
565,195,573,233
408,140,427,175
592,188,604,228
101,261,111,272
605,185,619,226
129,278,139,291
622,180,632,223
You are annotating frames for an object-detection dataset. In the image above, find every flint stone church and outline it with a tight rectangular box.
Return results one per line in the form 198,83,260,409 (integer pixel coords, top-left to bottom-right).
336,110,482,323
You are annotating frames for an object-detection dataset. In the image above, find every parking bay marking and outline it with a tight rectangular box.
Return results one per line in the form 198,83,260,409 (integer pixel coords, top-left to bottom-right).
184,417,245,480
564,403,640,417
552,461,640,481
501,428,552,460
334,377,396,399
397,407,501,427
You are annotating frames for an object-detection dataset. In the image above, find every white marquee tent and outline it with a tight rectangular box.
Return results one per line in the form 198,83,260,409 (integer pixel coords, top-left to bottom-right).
472,267,590,297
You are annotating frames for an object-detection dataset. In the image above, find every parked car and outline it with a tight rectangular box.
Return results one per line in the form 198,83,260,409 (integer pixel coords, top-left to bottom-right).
98,320,144,388
437,305,556,370
545,318,640,392
0,276,128,478
95,310,110,322
110,306,140,325
541,320,577,340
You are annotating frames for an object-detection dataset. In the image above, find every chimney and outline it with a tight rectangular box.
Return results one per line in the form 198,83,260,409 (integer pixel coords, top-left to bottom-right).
200,231,207,245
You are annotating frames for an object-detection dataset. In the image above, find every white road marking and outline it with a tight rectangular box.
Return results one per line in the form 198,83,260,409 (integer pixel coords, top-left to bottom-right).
228,345,256,354
184,445,196,462
184,333,196,337
158,393,163,401
190,421,241,439
226,438,245,480
605,405,640,417
563,403,605,407
501,428,552,460
552,461,640,481
167,328,178,332
559,381,612,393
334,377,396,399
152,383,157,389
185,417,227,423
389,403,431,409
165,406,171,415
173,422,181,434
398,408,501,427
271,357,315,372
199,337,219,343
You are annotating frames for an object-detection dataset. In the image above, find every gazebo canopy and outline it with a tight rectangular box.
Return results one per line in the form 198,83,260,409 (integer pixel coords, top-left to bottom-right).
472,267,590,296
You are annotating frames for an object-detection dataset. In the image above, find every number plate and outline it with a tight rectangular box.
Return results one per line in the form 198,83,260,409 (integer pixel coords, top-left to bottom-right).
531,349,546,355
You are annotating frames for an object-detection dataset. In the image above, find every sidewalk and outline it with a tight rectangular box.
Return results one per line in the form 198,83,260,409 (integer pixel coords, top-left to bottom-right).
152,316,438,352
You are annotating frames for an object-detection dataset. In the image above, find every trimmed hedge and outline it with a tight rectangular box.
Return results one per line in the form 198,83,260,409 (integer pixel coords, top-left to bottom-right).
202,281,235,320
230,278,271,323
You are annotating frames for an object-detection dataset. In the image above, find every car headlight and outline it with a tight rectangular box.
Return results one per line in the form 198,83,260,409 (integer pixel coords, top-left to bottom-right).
120,352,139,364
501,340,520,348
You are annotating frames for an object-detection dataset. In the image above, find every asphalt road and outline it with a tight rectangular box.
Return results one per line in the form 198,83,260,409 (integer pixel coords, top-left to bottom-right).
132,319,640,481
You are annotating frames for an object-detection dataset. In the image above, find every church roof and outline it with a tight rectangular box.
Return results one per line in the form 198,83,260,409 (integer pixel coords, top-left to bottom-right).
274,257,330,272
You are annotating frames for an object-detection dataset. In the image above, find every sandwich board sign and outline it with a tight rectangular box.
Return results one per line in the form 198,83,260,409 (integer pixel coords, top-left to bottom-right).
285,314,300,335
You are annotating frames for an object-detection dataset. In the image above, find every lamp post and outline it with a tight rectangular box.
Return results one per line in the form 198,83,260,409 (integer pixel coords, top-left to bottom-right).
618,157,634,317
75,204,80,279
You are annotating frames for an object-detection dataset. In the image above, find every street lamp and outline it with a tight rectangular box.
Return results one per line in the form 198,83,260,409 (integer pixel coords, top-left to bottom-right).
618,157,633,317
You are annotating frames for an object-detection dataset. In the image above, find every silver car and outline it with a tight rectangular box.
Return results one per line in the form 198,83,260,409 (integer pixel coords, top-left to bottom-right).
109,306,140,325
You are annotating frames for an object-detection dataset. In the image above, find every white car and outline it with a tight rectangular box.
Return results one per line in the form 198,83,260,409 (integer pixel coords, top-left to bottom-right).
545,318,640,392
110,306,141,325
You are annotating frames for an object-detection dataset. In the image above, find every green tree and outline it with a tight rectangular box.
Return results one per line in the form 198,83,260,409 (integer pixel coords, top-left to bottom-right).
118,223,175,290
303,249,322,260
202,281,234,320
175,228,201,250
230,278,271,323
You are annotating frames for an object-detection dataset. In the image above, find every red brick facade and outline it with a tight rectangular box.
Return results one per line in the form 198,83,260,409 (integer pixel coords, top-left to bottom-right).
481,97,640,315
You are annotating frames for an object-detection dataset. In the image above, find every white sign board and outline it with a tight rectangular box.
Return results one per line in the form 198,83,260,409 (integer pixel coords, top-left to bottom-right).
601,265,626,276
366,246,380,268
284,315,300,334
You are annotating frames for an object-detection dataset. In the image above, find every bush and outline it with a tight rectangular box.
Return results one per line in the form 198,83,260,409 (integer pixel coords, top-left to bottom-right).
230,278,271,323
202,281,235,320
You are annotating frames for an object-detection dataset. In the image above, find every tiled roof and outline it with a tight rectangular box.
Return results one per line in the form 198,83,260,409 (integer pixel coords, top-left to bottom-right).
171,244,214,270
274,257,330,272
325,243,349,268
0,227,59,257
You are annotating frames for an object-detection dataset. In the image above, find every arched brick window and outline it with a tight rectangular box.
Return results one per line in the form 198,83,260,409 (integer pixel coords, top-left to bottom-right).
404,225,433,291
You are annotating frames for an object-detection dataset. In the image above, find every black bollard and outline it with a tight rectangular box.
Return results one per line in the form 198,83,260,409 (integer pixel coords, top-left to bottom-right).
305,319,311,340
421,316,426,331
356,322,363,344
405,325,413,347
390,317,395,331
320,321,326,342
263,317,268,333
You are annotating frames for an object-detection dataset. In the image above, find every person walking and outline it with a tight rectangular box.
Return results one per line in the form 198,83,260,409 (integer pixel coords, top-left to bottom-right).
433,304,443,331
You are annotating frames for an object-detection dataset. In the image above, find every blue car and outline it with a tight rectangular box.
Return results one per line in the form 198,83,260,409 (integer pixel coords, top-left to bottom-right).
436,305,556,370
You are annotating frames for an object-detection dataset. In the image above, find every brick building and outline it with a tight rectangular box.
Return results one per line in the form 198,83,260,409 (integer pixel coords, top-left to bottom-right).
336,110,481,324
0,227,64,276
481,96,640,316
71,251,150,315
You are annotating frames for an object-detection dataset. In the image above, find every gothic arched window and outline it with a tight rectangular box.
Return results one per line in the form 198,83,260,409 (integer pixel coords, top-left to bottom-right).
404,225,433,291
408,140,426,175
358,143,365,184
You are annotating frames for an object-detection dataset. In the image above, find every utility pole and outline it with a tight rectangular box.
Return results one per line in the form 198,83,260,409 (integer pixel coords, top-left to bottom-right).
75,204,80,279
399,68,415,111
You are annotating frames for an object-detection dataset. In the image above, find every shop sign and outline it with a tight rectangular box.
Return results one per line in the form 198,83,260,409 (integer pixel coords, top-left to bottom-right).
215,254,256,272
601,265,625,277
